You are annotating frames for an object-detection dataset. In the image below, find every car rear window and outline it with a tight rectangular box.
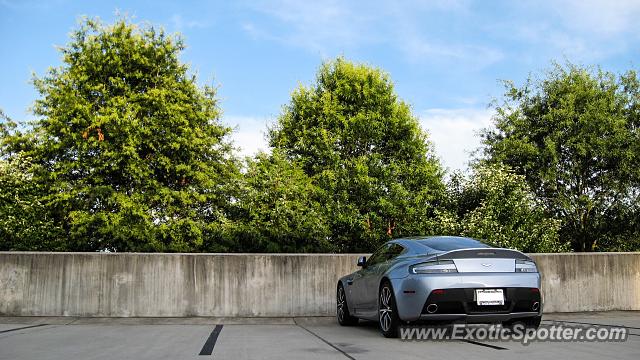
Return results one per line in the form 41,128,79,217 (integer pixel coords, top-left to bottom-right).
417,237,490,252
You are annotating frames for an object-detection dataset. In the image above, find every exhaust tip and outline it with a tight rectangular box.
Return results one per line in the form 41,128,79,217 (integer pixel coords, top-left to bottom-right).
532,301,540,311
426,304,438,314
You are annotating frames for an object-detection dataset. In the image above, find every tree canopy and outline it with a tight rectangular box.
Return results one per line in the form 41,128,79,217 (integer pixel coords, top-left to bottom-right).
433,165,568,253
482,63,640,251
223,152,332,252
0,18,237,252
269,58,445,252
2,18,638,253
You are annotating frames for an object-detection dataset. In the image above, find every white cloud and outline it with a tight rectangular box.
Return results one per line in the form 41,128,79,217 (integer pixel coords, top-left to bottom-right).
496,0,640,63
400,37,504,69
242,0,371,55
419,108,494,172
243,0,640,69
223,115,271,158
242,0,503,67
170,14,210,31
553,0,640,36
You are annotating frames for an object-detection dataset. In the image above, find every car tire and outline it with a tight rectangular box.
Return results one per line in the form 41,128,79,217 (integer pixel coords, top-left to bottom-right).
523,316,542,329
503,316,542,330
378,280,401,338
337,283,359,326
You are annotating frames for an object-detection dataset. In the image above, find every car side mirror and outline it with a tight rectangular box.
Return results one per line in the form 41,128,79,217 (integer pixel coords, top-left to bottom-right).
357,256,367,267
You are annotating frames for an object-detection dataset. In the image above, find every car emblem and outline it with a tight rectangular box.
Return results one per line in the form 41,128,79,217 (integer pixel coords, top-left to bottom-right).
481,263,493,267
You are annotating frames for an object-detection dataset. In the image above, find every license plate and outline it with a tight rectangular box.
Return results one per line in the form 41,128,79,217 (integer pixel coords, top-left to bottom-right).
475,289,504,306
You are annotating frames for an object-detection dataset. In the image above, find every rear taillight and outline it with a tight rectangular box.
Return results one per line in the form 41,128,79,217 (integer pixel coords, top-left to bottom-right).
410,260,458,274
515,259,538,273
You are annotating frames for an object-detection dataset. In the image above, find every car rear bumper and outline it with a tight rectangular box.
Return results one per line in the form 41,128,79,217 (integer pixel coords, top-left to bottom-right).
419,311,540,322
391,272,541,322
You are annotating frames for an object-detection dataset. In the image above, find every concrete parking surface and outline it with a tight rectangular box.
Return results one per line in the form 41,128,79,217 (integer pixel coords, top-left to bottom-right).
0,312,638,359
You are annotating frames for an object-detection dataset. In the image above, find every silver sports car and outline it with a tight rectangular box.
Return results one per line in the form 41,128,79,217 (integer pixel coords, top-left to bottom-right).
336,236,542,337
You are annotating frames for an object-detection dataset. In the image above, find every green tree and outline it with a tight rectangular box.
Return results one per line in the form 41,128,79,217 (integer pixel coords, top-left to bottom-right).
434,165,568,253
0,111,66,250
222,152,332,252
2,18,238,252
482,63,640,251
0,156,67,251
269,58,445,252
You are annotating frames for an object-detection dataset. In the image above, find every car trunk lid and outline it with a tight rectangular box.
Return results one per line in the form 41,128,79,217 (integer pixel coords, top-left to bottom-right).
435,248,529,273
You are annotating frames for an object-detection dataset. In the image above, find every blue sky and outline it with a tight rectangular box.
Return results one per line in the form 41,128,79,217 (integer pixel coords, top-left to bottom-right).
1,0,639,171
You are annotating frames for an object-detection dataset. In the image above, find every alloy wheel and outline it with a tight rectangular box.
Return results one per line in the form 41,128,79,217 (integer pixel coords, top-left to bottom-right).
337,286,346,322
379,286,393,332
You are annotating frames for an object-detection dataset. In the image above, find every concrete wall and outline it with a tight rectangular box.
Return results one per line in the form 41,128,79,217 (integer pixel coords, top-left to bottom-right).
532,253,640,312
0,252,638,317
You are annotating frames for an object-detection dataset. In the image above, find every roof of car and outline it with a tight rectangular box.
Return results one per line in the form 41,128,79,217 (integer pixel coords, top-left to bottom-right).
391,236,491,254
